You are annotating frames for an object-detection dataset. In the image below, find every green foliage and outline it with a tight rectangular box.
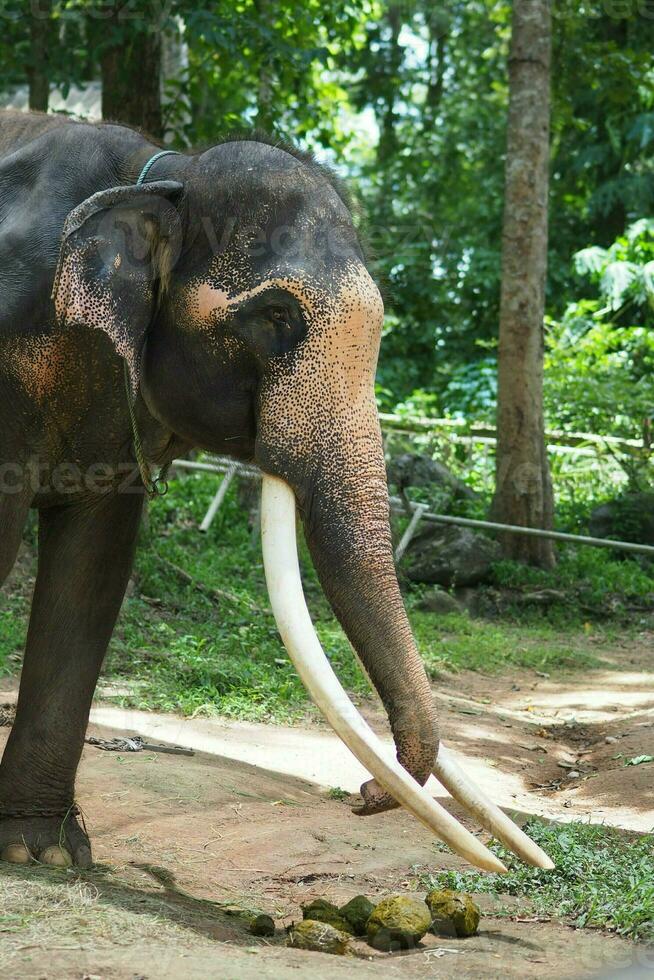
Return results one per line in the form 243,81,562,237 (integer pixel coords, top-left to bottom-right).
493,544,654,598
0,599,27,677
104,473,609,718
545,221,654,491
491,544,654,621
420,819,654,942
2,2,653,423
357,2,654,408
1,473,653,721
410,605,604,676
171,0,372,149
104,472,367,721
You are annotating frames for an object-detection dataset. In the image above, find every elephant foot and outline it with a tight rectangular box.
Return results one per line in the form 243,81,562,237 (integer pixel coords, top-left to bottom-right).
0,811,92,868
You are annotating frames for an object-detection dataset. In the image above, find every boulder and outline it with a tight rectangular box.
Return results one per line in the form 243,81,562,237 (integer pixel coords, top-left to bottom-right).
249,914,276,937
405,524,500,587
417,587,462,615
387,453,477,500
589,493,654,546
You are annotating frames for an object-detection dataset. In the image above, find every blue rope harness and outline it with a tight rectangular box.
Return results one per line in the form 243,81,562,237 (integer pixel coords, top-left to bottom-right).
136,149,180,185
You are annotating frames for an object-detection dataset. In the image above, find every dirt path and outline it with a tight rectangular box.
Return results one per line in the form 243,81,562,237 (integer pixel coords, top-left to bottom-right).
0,723,646,980
0,636,652,978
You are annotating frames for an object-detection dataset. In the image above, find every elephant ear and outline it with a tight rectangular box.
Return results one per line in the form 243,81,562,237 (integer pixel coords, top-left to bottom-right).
52,180,184,395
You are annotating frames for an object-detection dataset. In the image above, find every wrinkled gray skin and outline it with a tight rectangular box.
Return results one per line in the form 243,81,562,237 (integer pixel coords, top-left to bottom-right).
0,111,437,866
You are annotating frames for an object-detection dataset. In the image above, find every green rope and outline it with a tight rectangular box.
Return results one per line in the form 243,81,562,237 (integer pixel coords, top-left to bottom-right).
136,149,180,186
123,361,169,498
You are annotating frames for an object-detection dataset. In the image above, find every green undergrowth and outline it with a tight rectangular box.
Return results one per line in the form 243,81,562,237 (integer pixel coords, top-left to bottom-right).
419,819,654,942
491,545,654,622
103,472,614,720
409,610,605,677
0,472,648,720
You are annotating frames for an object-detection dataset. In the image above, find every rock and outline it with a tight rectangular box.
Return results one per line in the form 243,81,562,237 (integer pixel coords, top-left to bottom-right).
301,898,354,934
417,587,461,615
405,524,500,587
288,919,352,955
388,454,477,500
589,493,654,547
366,894,431,951
249,914,276,937
566,770,581,779
339,895,376,936
605,735,618,744
425,889,480,938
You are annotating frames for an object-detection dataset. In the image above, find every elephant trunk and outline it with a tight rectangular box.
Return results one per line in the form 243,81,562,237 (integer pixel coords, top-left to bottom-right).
298,452,438,810
256,264,553,870
260,473,509,871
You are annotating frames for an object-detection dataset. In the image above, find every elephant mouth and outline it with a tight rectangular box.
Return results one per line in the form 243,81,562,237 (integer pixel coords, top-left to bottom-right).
259,474,555,873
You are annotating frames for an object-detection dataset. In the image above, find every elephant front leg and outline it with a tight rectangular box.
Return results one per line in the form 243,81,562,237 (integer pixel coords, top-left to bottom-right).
0,488,144,867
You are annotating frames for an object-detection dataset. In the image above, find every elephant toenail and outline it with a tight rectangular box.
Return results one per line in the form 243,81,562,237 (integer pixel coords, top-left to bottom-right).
39,845,72,867
75,845,93,869
1,843,32,864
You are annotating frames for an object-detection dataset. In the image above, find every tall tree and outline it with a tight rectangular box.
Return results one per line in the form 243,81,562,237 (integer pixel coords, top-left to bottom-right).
491,0,555,567
99,1,163,138
28,0,52,111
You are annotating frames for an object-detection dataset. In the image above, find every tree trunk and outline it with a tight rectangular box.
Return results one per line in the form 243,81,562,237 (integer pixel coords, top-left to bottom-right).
376,2,402,168
254,0,274,132
100,4,163,138
491,0,555,568
29,0,52,112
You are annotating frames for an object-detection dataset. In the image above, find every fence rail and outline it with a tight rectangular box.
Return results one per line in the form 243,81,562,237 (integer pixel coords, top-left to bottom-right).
379,412,645,455
171,455,654,559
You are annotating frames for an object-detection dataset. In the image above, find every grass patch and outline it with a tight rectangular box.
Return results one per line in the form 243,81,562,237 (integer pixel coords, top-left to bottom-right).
0,597,28,678
419,819,654,942
105,472,367,722
0,471,647,721
410,608,606,677
492,545,654,622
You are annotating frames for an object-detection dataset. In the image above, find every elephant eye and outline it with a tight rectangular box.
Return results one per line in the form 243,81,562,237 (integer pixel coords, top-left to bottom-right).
268,306,292,327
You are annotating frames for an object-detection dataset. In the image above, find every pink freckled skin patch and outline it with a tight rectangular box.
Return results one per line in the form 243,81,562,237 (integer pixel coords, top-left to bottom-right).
183,275,318,330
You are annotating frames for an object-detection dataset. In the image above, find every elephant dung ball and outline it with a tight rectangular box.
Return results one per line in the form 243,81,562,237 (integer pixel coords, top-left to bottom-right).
249,913,276,937
339,895,376,936
301,898,354,935
366,895,432,951
425,889,480,938
288,919,352,955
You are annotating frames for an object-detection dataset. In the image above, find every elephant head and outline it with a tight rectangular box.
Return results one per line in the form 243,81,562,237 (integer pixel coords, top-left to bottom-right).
52,138,552,871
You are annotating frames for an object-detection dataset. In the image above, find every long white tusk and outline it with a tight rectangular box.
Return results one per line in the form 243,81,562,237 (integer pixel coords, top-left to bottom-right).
434,747,555,869
260,474,507,874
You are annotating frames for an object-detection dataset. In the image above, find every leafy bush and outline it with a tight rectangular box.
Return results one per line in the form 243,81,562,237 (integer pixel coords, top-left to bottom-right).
545,219,654,448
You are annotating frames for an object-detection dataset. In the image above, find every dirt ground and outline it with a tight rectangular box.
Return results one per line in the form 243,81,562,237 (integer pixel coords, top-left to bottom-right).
0,634,653,979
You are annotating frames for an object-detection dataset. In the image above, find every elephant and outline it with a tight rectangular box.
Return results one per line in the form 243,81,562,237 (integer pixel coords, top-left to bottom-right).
0,110,551,873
